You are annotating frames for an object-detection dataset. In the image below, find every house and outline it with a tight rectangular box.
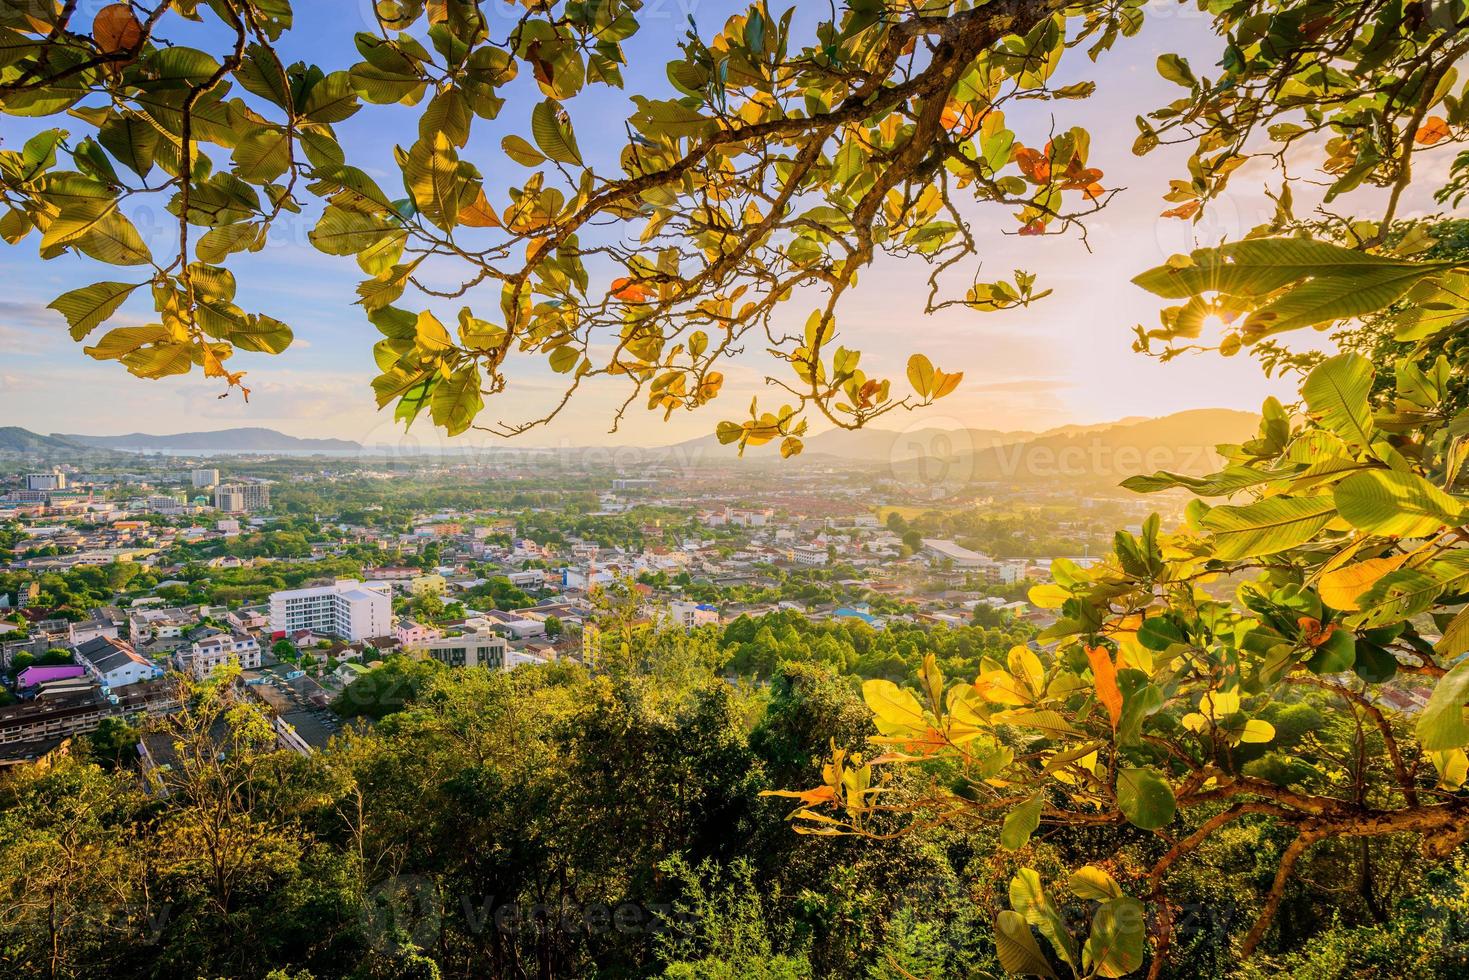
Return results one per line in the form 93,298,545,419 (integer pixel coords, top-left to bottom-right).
68,617,119,645
129,604,210,642
177,628,262,680
73,636,164,689
395,619,442,648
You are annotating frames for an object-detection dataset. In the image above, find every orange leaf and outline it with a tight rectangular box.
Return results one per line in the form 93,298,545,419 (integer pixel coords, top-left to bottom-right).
1085,646,1122,731
941,101,982,138
1161,200,1201,220
1014,146,1051,184
1297,616,1338,648
458,189,500,228
1416,116,1451,146
93,3,143,55
610,277,651,304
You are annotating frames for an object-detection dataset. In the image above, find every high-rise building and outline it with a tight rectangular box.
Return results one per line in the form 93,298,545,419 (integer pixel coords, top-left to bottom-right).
269,580,391,641
213,482,270,512
191,468,219,488
24,470,65,491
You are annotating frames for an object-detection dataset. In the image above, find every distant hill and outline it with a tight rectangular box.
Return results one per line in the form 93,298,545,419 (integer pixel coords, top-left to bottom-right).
663,417,1152,463
0,427,83,454
798,417,1153,462
54,427,362,453
888,409,1259,487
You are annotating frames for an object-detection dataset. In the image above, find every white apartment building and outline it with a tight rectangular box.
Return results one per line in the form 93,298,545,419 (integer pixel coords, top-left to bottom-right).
178,629,261,679
269,580,391,641
418,632,509,670
793,545,830,566
665,601,720,629
214,482,271,513
24,470,66,491
191,468,220,488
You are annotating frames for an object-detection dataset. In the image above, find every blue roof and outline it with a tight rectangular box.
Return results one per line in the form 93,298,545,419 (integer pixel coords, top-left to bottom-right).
834,607,879,625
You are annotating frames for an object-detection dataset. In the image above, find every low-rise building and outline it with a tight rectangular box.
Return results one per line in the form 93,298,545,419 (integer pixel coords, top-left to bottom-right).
178,628,262,679
73,636,164,689
417,632,509,670
395,619,441,647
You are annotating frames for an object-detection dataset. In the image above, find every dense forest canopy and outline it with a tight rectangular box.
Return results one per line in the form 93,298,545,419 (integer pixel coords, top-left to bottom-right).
7,0,1469,978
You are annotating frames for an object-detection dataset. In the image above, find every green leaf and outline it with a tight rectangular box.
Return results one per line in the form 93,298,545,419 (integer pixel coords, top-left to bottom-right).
227,313,293,354
1246,263,1444,336
40,198,120,252
302,70,361,124
1200,495,1338,560
233,128,292,183
1302,353,1375,448
501,135,545,167
1008,869,1076,967
84,324,171,360
1439,607,1469,659
402,134,472,230
420,87,471,147
47,281,141,340
1001,795,1044,851
71,208,153,265
430,364,483,436
97,113,159,178
1116,767,1175,830
994,910,1059,978
1133,239,1428,301
1352,568,1444,630
144,46,221,86
1306,628,1356,673
309,206,397,256
1155,53,1195,86
530,99,582,166
1083,897,1145,978
1069,866,1123,901
1122,465,1278,496
1419,661,1469,752
1334,469,1463,538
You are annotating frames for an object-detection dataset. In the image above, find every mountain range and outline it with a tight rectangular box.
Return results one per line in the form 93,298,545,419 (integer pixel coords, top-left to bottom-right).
882,408,1258,486
0,427,83,454
0,411,1260,474
55,428,363,453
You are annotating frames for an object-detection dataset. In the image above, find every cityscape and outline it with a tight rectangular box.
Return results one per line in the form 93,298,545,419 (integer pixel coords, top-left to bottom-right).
0,422,1194,765
3,0,1468,978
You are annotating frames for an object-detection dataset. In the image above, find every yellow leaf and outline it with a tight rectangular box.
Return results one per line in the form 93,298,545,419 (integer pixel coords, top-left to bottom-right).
862,679,927,735
1008,645,1046,697
906,353,934,397
1319,554,1409,611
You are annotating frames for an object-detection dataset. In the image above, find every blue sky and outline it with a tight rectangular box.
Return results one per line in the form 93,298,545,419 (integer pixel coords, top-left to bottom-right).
0,1,1435,447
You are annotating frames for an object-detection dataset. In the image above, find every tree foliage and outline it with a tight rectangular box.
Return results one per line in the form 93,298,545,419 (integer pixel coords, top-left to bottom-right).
9,0,1469,974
